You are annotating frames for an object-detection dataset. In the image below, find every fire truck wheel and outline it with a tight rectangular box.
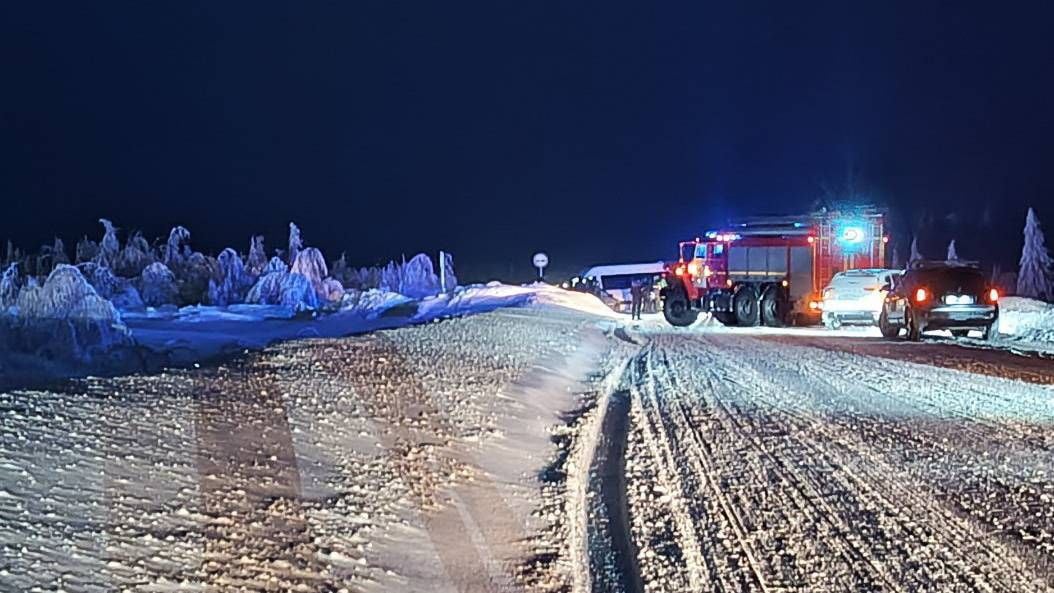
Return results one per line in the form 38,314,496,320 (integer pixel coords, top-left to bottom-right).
733,285,760,327
760,286,786,327
713,312,737,326
663,293,698,327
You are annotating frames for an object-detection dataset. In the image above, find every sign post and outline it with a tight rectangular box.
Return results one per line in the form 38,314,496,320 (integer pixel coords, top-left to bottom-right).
532,252,549,280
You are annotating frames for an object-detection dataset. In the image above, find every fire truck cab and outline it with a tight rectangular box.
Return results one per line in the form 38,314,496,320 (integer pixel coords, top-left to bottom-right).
661,208,887,327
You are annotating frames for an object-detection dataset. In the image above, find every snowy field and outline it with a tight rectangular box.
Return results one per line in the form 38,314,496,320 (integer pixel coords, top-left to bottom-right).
3,286,1054,592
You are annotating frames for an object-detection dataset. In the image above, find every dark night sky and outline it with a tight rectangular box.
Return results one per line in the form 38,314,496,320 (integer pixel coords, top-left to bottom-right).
2,2,1053,281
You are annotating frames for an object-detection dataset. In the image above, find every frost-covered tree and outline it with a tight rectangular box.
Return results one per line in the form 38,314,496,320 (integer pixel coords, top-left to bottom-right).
139,262,179,307
946,239,959,261
76,237,99,264
49,237,69,269
440,252,457,292
13,264,131,360
247,235,267,276
380,260,401,293
400,253,440,298
3,240,14,267
909,236,923,264
164,226,191,267
115,231,155,277
265,256,289,275
890,244,902,270
207,248,253,306
1,263,20,308
291,247,328,298
177,251,216,305
1017,207,1054,301
288,222,303,266
94,219,120,268
246,271,319,311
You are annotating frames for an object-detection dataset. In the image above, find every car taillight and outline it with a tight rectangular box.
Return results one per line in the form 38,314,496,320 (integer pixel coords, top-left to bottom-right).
915,288,928,303
989,288,999,303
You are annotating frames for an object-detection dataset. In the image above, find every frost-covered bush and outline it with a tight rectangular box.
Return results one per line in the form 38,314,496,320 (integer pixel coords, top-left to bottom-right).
247,235,267,276
246,271,319,312
320,277,345,303
12,264,132,361
207,248,254,306
139,262,179,307
1,263,20,309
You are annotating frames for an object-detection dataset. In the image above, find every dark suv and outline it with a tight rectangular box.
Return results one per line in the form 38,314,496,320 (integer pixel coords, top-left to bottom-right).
878,261,999,341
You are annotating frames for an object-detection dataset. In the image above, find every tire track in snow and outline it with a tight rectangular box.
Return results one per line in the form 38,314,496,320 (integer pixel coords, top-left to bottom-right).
682,334,1045,592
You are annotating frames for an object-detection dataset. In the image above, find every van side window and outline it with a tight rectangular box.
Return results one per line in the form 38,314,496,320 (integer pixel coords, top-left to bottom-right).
711,244,724,256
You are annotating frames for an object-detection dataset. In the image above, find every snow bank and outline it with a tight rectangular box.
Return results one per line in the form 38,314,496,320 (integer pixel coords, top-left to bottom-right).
998,296,1054,342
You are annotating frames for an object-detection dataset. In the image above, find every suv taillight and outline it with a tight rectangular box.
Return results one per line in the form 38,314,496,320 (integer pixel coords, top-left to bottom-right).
915,288,929,303
989,288,999,303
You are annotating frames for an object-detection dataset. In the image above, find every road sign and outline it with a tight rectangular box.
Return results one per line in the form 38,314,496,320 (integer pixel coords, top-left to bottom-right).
533,252,548,279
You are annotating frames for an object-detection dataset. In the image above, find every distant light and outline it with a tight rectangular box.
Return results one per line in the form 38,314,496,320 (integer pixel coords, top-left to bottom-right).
915,287,929,303
705,231,741,242
807,236,815,244
882,236,890,244
989,288,999,302
781,279,788,287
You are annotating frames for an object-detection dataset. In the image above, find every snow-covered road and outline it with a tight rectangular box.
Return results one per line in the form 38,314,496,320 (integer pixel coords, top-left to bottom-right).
614,328,1054,593
3,304,1054,592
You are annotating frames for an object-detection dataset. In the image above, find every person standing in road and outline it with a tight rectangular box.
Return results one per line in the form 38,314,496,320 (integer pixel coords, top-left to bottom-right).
630,277,644,320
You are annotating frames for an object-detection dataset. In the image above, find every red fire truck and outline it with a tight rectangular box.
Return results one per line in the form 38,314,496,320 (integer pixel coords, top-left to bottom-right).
661,207,888,326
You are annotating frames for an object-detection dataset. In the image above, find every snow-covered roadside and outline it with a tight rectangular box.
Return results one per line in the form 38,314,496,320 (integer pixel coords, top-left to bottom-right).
997,296,1054,344
0,301,619,592
0,282,616,390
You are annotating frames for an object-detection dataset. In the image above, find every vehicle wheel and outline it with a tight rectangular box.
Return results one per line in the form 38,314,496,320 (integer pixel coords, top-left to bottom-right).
663,291,698,327
824,316,841,331
878,307,900,338
713,311,737,326
733,285,760,327
951,330,970,338
982,317,1000,341
760,286,786,327
905,307,922,341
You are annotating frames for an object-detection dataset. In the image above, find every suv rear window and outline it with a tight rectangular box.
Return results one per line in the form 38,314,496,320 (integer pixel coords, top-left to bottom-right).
910,268,986,294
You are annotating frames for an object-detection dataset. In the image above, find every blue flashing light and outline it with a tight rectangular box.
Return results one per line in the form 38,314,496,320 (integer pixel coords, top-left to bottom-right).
835,219,868,248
